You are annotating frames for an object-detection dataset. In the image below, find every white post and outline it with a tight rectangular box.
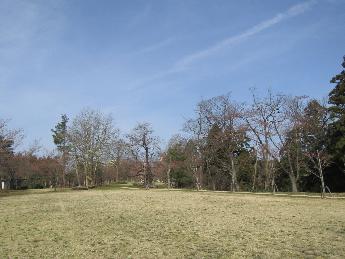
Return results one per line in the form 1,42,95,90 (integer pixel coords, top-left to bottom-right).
1,181,5,190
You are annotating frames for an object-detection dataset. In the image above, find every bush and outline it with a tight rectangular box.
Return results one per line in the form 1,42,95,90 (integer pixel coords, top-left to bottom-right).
153,181,167,189
31,183,44,189
132,182,144,188
117,181,128,184
72,186,89,190
171,169,193,188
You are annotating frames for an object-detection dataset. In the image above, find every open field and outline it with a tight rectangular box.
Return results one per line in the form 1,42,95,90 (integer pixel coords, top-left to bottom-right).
1,188,345,258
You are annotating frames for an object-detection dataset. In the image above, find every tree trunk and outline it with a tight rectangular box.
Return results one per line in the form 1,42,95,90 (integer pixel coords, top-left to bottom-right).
264,137,270,191
230,157,238,192
167,168,171,189
75,163,81,186
93,161,98,186
144,145,152,189
269,160,276,193
264,157,270,191
84,163,88,188
288,171,298,193
167,155,171,189
295,131,300,183
116,165,119,182
206,160,216,191
271,176,276,194
62,153,67,187
317,151,326,198
193,167,201,191
320,170,326,198
287,153,298,192
252,156,257,192
62,168,65,188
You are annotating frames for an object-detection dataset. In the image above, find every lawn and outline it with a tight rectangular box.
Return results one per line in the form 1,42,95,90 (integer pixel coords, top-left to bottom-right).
1,188,345,258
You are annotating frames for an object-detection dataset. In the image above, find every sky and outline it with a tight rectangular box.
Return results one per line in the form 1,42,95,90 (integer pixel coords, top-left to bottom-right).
0,0,344,152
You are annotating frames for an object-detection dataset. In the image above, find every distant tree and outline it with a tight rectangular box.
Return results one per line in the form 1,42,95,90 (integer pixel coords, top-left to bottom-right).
0,134,15,187
184,104,205,191
68,109,118,187
184,139,202,190
0,119,23,188
0,135,14,164
185,94,250,191
108,138,128,182
204,124,223,190
272,95,309,192
301,100,331,198
170,168,193,188
0,119,23,153
164,135,188,189
127,122,160,189
51,114,69,186
201,95,248,191
246,90,283,192
328,56,345,171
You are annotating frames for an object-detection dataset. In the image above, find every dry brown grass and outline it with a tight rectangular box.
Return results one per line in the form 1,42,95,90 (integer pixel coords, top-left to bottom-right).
1,188,345,258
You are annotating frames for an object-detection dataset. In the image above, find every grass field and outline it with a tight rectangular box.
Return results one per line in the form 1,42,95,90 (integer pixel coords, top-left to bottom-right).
1,187,345,258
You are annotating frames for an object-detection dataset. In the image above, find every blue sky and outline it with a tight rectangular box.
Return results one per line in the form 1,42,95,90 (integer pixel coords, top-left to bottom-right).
0,0,344,151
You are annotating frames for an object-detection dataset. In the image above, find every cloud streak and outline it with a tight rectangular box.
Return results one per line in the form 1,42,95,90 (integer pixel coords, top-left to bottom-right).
136,38,174,54
128,1,317,90
174,0,317,70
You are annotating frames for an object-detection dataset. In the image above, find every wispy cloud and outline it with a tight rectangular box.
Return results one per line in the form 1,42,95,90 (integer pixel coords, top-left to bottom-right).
128,1,317,90
136,38,174,54
0,0,64,53
174,0,317,70
0,0,65,87
128,67,182,91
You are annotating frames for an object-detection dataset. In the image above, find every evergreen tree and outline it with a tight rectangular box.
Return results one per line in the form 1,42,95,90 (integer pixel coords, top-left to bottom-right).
0,135,14,173
52,114,69,150
204,124,223,190
51,114,69,186
328,56,345,167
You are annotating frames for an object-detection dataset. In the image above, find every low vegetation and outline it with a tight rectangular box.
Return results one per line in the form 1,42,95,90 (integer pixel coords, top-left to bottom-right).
1,188,345,258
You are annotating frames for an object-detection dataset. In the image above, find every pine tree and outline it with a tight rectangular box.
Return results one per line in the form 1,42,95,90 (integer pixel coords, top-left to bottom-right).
328,56,345,167
0,135,14,172
51,114,69,186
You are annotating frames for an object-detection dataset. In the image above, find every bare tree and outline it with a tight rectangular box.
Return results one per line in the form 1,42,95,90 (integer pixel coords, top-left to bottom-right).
184,139,202,191
0,119,24,188
300,100,331,198
184,94,249,191
201,94,248,191
108,137,128,182
246,93,310,193
245,90,283,192
68,108,118,187
274,96,309,192
127,122,160,189
184,104,206,191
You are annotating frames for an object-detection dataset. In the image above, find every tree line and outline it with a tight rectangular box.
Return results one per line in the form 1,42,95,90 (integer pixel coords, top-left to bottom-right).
1,56,344,196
